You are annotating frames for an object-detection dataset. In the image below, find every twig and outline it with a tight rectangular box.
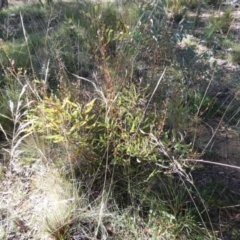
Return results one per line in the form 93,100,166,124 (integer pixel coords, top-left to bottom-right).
184,159,240,170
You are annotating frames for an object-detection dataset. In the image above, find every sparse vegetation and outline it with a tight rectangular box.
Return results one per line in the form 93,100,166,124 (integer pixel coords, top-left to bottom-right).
228,43,240,64
205,6,234,42
0,0,240,239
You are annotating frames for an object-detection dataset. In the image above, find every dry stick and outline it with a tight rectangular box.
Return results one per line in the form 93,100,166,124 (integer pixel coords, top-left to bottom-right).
44,59,50,93
184,159,240,170
221,204,240,209
72,74,106,106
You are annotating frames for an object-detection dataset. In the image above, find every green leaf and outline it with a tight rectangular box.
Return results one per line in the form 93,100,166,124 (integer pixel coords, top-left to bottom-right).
107,29,114,43
65,98,78,108
147,169,162,181
45,135,64,143
94,5,99,13
83,98,96,114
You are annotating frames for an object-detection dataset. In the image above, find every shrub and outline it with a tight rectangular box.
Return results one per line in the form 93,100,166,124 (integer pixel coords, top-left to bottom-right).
27,79,192,177
2,1,237,239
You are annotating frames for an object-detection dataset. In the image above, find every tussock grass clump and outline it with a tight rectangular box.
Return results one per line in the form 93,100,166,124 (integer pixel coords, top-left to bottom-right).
204,7,234,40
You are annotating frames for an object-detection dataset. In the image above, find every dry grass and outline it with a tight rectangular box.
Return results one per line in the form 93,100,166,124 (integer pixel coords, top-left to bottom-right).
0,138,76,239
